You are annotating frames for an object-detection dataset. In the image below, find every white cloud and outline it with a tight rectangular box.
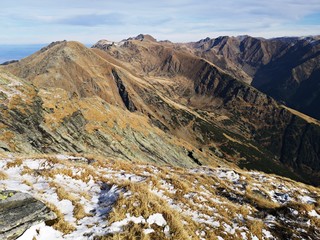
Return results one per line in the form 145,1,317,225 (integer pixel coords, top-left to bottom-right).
0,0,319,44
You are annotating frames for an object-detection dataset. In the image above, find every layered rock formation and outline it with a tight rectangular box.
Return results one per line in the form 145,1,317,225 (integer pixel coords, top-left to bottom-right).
0,190,56,239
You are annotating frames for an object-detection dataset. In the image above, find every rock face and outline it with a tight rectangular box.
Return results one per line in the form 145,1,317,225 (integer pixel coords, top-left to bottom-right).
188,35,320,120
0,190,56,240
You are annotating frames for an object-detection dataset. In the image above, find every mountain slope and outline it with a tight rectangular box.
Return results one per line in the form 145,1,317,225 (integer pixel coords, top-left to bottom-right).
188,35,320,120
0,68,217,168
92,36,320,186
0,35,320,240
2,37,320,185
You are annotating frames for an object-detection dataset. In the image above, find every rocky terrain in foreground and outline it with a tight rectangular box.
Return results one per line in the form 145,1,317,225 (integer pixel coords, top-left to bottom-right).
0,154,319,239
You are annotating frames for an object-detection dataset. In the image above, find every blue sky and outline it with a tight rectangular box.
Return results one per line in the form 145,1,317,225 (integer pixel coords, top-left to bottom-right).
1,0,320,44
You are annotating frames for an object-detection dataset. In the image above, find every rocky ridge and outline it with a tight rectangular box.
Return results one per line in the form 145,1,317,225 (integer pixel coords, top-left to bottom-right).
186,35,320,120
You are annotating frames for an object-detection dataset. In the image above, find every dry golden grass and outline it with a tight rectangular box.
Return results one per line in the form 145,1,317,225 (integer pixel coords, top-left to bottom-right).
239,205,250,217
0,170,8,180
105,181,194,240
49,182,88,220
248,219,264,239
6,158,23,168
45,201,76,234
1,154,318,239
282,105,320,125
22,179,33,187
291,201,315,213
21,166,34,175
245,187,280,209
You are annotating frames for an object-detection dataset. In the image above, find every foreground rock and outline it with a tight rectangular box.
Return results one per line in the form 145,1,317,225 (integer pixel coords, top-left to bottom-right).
0,190,56,240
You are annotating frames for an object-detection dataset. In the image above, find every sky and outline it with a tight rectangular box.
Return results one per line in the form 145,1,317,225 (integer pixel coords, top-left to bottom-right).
0,0,320,44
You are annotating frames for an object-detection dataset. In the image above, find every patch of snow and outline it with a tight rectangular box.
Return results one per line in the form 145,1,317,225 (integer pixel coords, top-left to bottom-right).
251,234,259,240
23,159,47,170
160,180,176,194
60,199,76,222
241,232,247,240
216,169,240,182
269,190,291,204
291,209,299,215
17,222,63,240
106,213,146,233
223,223,236,234
298,195,316,204
147,213,167,227
113,172,145,182
143,228,155,234
0,179,31,192
164,225,170,237
262,229,273,239
309,210,320,219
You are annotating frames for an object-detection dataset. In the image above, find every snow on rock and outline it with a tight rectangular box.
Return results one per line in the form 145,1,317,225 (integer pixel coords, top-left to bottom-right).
97,184,122,216
268,190,291,204
215,169,240,182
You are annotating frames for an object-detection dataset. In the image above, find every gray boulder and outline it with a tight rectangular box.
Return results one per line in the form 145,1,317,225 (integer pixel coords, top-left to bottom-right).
0,190,57,240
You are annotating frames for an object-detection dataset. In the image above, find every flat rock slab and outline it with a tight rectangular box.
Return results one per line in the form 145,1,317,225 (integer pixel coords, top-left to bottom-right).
0,190,56,240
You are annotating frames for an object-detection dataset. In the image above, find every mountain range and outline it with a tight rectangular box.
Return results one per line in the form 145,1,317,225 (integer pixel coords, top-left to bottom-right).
0,34,319,239
1,34,320,186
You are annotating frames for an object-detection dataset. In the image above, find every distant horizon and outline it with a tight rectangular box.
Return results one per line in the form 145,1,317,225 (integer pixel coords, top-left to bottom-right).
0,33,319,46
0,33,318,64
1,0,320,44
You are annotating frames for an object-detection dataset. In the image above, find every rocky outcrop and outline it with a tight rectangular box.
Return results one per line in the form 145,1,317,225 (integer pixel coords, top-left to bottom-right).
0,190,56,240
111,69,137,112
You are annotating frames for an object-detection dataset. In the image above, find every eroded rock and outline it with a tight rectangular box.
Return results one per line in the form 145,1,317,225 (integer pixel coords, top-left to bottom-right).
0,190,56,240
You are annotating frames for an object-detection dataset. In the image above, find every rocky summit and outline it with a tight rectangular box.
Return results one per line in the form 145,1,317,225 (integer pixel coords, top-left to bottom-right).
0,34,319,239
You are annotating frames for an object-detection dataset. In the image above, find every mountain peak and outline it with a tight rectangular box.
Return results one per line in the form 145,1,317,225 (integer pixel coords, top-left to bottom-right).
131,34,157,42
39,40,67,53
